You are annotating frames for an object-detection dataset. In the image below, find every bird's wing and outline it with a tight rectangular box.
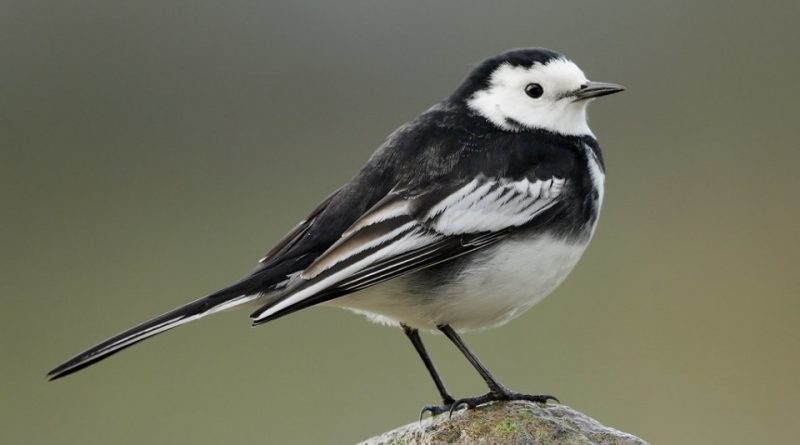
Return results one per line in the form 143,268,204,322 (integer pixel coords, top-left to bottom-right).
257,186,344,267
251,175,568,324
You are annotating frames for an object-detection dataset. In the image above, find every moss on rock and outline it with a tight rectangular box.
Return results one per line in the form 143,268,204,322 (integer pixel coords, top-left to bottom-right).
358,401,648,445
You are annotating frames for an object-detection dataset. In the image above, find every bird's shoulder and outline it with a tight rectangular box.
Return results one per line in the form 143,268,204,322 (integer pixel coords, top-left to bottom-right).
377,103,587,185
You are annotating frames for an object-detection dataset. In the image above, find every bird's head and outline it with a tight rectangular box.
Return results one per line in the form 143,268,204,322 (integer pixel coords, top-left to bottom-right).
452,48,624,136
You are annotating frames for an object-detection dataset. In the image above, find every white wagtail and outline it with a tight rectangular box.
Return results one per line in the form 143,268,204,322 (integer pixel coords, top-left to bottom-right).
49,48,623,414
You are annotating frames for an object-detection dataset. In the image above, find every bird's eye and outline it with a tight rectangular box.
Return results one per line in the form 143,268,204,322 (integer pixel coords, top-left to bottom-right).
524,83,544,99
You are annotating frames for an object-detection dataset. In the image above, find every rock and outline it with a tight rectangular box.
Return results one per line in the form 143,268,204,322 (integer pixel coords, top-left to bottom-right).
358,401,649,445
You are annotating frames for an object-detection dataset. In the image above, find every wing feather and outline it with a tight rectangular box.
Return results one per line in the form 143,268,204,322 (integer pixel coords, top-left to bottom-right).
258,187,343,266
251,175,568,324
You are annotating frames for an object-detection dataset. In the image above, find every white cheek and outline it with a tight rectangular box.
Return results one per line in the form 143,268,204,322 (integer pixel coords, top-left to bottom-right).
466,59,594,136
469,88,592,136
467,88,518,130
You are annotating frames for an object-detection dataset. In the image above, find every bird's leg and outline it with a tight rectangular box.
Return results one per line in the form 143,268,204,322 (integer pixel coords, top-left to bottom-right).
438,324,558,414
402,324,457,417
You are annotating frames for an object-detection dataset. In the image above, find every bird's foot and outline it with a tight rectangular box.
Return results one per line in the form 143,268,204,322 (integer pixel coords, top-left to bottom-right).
419,397,457,420
447,390,559,416
420,390,558,419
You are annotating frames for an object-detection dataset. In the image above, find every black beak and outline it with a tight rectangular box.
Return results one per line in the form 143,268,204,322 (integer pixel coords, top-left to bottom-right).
571,81,625,101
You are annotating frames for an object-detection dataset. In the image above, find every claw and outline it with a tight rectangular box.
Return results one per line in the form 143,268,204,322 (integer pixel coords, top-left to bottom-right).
516,393,560,404
447,399,470,418
419,403,451,421
419,406,434,422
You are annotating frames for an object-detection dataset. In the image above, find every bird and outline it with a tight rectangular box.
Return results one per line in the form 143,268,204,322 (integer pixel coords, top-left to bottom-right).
48,47,624,415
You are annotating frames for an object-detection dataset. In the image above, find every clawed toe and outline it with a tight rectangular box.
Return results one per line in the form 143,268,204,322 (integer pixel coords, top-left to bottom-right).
419,395,458,420
419,404,451,420
420,391,558,419
513,393,560,404
447,397,480,416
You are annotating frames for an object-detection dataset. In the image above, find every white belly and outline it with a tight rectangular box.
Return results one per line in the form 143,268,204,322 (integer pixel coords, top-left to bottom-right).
329,234,590,332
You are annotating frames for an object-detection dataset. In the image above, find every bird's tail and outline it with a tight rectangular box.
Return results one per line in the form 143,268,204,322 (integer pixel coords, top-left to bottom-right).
47,287,260,381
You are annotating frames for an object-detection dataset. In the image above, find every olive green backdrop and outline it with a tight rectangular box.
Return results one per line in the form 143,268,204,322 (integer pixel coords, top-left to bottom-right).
3,1,798,444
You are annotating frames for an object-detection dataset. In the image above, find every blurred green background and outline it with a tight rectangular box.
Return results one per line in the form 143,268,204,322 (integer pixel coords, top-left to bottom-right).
3,1,799,444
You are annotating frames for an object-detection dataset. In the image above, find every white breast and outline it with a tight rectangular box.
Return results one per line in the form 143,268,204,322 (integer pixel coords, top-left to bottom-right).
330,234,590,332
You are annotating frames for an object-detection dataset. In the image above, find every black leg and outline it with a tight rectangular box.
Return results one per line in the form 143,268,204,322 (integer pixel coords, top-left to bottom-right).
438,324,508,394
437,324,558,414
402,324,455,405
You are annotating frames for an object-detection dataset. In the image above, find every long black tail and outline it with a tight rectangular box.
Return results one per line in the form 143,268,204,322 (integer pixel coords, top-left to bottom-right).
47,286,260,381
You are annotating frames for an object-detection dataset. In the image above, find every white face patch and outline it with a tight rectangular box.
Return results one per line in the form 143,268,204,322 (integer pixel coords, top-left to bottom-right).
467,58,593,136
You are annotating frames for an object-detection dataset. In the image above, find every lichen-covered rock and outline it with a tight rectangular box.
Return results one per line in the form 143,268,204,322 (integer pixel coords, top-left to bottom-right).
358,401,648,445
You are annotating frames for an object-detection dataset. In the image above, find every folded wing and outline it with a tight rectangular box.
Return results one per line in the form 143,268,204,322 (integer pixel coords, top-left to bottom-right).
251,175,568,324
